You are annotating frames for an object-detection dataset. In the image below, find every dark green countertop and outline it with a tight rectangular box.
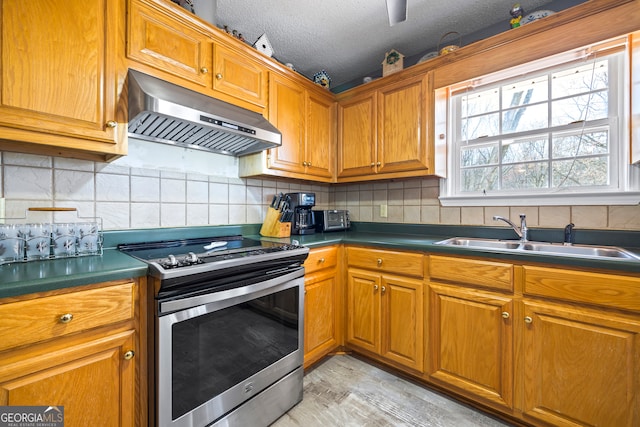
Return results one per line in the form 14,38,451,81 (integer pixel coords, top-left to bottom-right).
1,222,638,299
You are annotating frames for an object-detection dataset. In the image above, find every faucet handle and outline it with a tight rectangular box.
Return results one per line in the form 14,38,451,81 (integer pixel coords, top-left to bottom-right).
564,223,575,245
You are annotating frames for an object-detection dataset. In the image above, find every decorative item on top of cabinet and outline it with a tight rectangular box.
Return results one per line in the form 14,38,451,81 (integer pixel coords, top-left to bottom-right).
239,72,336,182
382,49,404,76
0,0,127,162
346,247,424,372
337,71,441,182
303,246,341,368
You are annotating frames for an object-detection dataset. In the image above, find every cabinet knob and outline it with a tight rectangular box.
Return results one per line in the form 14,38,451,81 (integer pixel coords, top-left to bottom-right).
376,162,381,166
59,313,74,323
377,258,383,266
200,67,209,74
524,316,533,324
370,163,375,167
302,161,308,166
381,286,386,293
319,258,325,263
307,162,312,167
106,120,117,128
216,73,223,80
374,284,379,291
123,350,135,360
501,311,510,319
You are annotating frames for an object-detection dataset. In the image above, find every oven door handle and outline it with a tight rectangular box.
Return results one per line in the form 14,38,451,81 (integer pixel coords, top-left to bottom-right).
158,268,304,315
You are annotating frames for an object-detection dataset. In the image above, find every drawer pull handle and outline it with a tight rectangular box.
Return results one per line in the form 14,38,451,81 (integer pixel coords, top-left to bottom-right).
59,313,74,324
123,350,135,360
501,312,510,319
377,258,383,266
524,316,533,324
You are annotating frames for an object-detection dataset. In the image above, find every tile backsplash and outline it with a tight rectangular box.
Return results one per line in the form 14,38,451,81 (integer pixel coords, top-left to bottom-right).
1,150,639,231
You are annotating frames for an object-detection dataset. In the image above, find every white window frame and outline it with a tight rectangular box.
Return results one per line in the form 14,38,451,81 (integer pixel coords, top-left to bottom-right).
439,39,640,206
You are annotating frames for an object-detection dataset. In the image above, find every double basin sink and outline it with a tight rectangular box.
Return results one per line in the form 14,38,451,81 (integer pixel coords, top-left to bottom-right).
435,237,640,260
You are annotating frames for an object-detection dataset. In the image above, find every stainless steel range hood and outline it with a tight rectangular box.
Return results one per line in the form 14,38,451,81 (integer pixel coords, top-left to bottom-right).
127,70,281,156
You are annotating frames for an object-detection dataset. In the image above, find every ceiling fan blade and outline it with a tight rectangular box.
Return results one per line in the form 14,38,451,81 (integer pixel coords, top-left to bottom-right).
386,0,407,26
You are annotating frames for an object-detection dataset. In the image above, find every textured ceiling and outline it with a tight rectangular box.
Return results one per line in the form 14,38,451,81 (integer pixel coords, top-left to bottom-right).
211,0,559,90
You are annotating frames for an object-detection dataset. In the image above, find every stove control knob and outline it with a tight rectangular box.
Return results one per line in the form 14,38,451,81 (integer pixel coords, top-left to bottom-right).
186,252,199,264
167,254,178,267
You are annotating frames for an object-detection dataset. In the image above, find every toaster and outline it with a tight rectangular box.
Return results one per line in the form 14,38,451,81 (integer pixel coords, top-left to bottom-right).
313,210,350,232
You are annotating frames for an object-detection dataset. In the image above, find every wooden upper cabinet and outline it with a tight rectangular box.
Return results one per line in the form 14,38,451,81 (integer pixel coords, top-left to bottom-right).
337,72,435,181
127,0,268,112
212,44,268,110
305,91,336,179
0,0,126,162
337,92,377,177
128,0,212,88
267,73,307,174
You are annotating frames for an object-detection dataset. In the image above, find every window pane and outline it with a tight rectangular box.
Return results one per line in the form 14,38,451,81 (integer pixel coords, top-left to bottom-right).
502,138,549,163
462,113,500,140
551,91,608,125
461,144,499,166
503,162,549,189
462,88,499,117
502,76,548,107
461,167,499,192
552,157,609,187
553,130,609,158
502,103,548,133
552,60,608,99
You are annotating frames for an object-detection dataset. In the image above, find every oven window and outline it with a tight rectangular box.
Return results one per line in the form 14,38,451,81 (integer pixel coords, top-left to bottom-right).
171,287,299,420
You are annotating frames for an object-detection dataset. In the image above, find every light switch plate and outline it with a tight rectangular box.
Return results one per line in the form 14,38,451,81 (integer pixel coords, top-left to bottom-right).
0,198,5,219
380,204,388,218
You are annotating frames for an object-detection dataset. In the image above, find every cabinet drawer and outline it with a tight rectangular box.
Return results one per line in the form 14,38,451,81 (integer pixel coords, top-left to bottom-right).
0,282,135,352
347,247,424,278
523,266,640,311
429,255,513,292
304,246,338,275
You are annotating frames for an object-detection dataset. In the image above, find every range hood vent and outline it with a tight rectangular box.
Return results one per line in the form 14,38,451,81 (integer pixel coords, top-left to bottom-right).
127,70,281,156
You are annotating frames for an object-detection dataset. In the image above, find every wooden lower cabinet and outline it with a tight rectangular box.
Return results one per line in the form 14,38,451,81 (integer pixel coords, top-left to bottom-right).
346,268,424,372
303,246,341,367
522,300,640,427
0,279,144,427
428,283,514,410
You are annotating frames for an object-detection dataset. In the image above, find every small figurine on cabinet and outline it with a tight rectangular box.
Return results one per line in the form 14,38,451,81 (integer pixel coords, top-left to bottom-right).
510,3,525,28
382,49,404,76
313,70,331,89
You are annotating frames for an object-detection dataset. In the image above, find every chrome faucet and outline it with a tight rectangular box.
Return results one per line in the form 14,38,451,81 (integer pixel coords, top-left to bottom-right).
493,214,528,242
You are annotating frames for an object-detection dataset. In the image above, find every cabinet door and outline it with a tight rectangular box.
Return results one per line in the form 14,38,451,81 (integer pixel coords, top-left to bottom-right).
377,73,432,174
0,0,125,158
429,283,514,409
267,74,306,174
304,269,338,367
346,269,381,354
0,330,136,427
337,92,377,177
128,0,212,87
522,300,640,427
212,43,268,110
381,275,424,372
305,91,336,179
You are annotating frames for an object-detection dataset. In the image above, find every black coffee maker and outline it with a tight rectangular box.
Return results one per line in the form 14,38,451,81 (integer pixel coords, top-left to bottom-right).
285,192,316,235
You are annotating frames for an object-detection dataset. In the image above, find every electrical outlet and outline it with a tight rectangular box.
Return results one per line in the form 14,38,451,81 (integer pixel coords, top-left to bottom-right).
380,204,388,218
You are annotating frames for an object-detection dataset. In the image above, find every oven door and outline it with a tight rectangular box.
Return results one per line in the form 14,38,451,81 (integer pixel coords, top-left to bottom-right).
156,268,304,427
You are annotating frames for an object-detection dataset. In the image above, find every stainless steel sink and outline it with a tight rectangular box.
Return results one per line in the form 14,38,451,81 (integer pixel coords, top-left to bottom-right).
435,237,640,260
435,237,521,250
519,242,640,260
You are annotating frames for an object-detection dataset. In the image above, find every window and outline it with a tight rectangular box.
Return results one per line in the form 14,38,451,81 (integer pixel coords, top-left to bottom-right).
439,40,640,206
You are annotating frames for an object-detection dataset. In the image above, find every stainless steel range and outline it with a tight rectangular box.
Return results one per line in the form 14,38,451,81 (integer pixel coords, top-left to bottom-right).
119,235,309,427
